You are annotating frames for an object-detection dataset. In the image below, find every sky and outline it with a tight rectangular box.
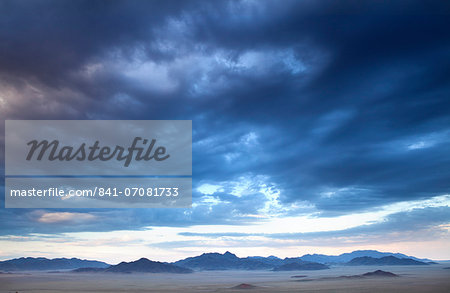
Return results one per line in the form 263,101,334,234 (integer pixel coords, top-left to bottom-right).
0,0,449,263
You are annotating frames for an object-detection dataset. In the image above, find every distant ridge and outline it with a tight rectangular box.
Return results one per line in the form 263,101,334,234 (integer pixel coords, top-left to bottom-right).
362,270,399,277
174,251,272,270
1,250,433,272
74,258,192,274
244,255,284,266
346,256,429,266
72,267,105,273
173,251,328,271
300,250,431,264
272,262,329,271
296,270,399,282
231,283,258,289
0,257,109,271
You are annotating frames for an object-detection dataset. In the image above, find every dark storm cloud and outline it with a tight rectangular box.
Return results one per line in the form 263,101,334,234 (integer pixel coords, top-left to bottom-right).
1,0,449,235
0,0,199,83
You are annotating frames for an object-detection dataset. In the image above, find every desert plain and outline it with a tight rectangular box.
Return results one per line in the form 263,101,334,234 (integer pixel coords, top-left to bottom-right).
1,264,449,293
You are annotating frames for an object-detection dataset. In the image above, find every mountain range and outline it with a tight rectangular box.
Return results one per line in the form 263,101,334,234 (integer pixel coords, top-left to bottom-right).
74,258,192,274
299,250,431,264
346,256,429,266
0,257,109,271
0,250,434,272
272,262,329,271
174,251,329,271
174,251,273,270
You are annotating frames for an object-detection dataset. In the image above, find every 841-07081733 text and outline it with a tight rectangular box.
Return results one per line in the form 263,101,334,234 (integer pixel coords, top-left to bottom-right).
9,187,179,198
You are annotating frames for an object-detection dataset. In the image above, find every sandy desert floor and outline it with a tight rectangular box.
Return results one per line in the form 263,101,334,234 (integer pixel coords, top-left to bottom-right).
0,264,449,293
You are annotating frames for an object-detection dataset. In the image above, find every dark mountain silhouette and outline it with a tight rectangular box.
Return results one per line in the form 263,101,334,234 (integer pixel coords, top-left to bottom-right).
231,283,258,289
174,251,328,271
174,251,272,270
291,275,308,278
346,256,429,266
297,270,399,282
1,250,433,273
272,261,329,271
244,256,317,267
74,258,192,274
0,257,109,271
362,270,399,277
244,255,283,266
72,267,106,273
300,250,431,264
106,258,192,273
